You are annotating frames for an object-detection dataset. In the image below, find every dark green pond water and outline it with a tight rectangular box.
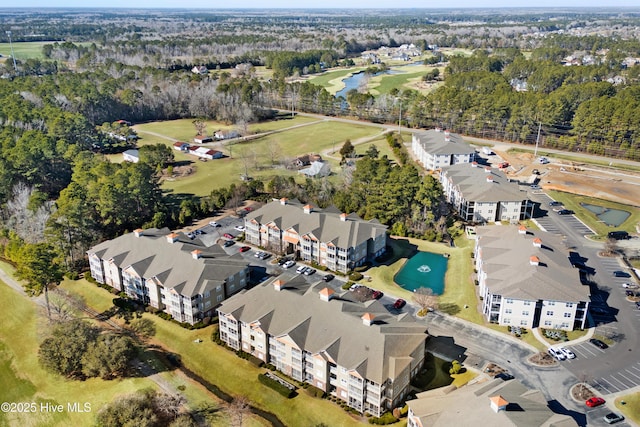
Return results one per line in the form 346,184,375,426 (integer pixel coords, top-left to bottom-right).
394,251,448,295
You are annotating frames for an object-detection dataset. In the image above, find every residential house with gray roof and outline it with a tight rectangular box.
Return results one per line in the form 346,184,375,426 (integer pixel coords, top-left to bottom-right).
440,163,529,223
244,199,387,273
87,228,250,325
407,377,577,427
475,225,590,331
411,129,475,171
217,278,428,417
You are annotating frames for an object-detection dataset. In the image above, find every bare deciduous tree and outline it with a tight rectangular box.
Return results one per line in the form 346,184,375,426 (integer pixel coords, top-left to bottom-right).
193,118,207,136
413,287,438,313
265,139,282,166
227,396,251,427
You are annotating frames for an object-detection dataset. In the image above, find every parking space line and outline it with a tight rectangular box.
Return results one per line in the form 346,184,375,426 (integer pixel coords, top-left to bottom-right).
609,374,635,390
593,378,614,394
624,368,640,382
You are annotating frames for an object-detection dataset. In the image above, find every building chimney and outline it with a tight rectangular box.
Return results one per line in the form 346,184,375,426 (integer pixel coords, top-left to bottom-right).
490,395,509,413
471,161,479,167
533,238,542,248
166,233,179,243
319,287,335,302
340,213,348,222
303,204,313,214
133,228,144,237
484,167,492,173
444,130,450,141
280,197,288,205
435,127,442,132
273,279,285,291
518,226,527,235
530,256,540,266
361,313,375,326
486,175,494,183
191,249,202,259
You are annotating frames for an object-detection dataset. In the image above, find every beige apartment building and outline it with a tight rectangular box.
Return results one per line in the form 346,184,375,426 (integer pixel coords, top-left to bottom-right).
243,199,387,273
88,228,250,324
217,279,428,417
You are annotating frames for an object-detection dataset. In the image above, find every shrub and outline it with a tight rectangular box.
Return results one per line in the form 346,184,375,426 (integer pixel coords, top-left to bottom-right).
368,412,398,425
342,282,352,290
306,385,326,398
258,373,296,398
349,272,363,281
449,360,462,375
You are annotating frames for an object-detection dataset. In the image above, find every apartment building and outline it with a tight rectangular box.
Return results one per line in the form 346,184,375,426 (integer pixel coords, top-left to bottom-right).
411,129,475,171
87,228,250,324
244,199,387,273
218,279,428,417
475,226,590,331
440,163,530,223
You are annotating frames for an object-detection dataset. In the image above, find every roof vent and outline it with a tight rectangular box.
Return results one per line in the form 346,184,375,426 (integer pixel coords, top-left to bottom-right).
533,238,542,248
303,204,313,214
362,313,375,326
166,233,179,243
273,279,285,292
319,287,335,302
133,228,144,237
530,256,540,266
490,395,509,413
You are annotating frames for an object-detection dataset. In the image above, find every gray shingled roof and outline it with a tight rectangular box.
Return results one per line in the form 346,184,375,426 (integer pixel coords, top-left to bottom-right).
245,200,387,249
442,163,527,203
413,130,475,155
219,280,427,384
477,226,590,302
88,228,248,297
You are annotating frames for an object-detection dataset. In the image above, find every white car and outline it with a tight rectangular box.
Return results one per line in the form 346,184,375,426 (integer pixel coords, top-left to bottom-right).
209,221,220,227
283,260,296,269
622,283,635,289
548,347,567,361
234,225,246,232
296,265,307,274
559,347,576,359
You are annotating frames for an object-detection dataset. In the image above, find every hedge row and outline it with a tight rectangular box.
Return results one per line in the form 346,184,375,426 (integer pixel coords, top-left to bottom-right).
258,373,296,398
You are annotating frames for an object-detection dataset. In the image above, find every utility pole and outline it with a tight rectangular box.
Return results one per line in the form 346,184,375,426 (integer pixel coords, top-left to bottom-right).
6,31,18,73
534,122,542,158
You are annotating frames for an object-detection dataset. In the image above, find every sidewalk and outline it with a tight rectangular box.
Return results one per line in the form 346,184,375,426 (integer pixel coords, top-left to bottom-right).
531,325,595,349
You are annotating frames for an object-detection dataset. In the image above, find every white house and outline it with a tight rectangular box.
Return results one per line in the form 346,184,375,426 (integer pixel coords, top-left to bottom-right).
474,225,590,331
173,141,190,152
122,149,139,163
440,163,529,223
411,129,475,171
299,160,331,178
189,146,223,160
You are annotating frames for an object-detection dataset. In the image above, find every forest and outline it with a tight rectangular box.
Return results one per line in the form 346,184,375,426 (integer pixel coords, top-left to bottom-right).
1,7,640,281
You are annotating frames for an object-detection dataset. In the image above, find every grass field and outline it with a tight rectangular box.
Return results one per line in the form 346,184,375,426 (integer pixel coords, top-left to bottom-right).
547,190,640,237
615,392,640,425
306,67,365,94
0,41,49,60
0,280,158,427
135,118,383,197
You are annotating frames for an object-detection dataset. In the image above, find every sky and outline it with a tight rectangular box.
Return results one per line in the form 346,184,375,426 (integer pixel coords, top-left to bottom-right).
2,1,639,8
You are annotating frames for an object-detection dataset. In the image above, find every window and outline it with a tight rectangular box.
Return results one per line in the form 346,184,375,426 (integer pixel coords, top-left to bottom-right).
546,310,553,316
505,309,512,314
548,301,555,306
565,302,573,308
520,320,527,326
544,320,552,326
564,313,571,318
506,299,514,304
523,301,531,306
522,311,529,316
217,295,223,302
204,291,211,298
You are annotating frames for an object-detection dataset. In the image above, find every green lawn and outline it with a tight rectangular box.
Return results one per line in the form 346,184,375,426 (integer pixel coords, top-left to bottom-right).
0,42,49,60
615,392,640,425
369,67,430,96
0,280,158,427
306,67,365,94
136,119,382,197
546,190,640,237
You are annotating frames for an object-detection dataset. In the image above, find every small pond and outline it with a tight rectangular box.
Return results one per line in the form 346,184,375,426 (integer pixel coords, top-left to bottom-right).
393,251,448,294
580,203,630,227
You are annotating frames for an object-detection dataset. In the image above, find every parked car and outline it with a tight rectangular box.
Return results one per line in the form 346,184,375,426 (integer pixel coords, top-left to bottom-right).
239,246,250,253
234,225,246,232
539,157,549,164
296,265,307,274
254,251,265,258
496,372,514,381
585,397,606,408
626,290,634,297
187,232,195,239
283,260,296,269
636,301,640,310
557,209,574,215
223,233,235,239
589,338,608,349
530,184,541,190
549,201,562,206
613,270,631,278
559,347,576,359
209,221,220,227
622,282,635,288
603,412,625,424
223,240,235,247
277,258,288,266
393,299,406,309
548,348,567,361
349,283,361,292
607,230,629,240
303,268,316,276
322,274,335,282
372,290,383,300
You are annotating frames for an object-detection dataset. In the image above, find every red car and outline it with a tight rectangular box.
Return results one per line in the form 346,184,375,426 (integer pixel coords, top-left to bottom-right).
393,299,406,309
223,233,234,239
372,290,383,300
585,397,605,408
239,246,251,253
